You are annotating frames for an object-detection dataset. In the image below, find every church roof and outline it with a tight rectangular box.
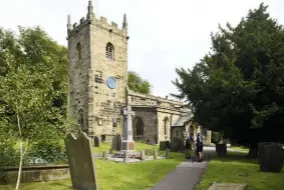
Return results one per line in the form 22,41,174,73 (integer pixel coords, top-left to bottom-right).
172,114,193,127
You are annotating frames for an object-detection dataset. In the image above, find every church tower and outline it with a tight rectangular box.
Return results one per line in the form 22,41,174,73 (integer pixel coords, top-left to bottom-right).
67,0,129,139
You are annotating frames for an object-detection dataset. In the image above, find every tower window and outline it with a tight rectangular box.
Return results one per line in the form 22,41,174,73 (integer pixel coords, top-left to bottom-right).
77,43,81,60
164,117,169,136
106,42,114,60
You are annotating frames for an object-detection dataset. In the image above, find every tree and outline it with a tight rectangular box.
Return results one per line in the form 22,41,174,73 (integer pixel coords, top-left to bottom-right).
0,26,67,189
172,3,284,154
128,71,152,95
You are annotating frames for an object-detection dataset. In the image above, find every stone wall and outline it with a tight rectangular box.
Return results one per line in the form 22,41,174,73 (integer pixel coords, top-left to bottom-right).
0,165,69,185
132,107,157,144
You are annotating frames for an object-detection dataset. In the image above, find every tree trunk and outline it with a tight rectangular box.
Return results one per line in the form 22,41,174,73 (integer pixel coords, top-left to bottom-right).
15,140,23,190
15,114,27,190
247,142,258,158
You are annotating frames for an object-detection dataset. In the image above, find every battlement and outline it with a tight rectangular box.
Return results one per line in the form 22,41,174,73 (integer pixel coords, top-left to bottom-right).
67,1,128,39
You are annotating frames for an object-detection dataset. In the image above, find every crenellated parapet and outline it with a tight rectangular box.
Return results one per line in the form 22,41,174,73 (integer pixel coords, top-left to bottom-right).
67,1,128,40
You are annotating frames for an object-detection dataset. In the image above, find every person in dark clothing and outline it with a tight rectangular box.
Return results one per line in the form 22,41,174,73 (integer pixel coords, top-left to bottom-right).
196,132,204,162
185,133,194,159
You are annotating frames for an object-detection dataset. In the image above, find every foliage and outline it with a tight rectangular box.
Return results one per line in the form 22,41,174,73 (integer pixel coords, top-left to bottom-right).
211,132,222,144
172,3,284,144
128,71,152,95
30,140,67,164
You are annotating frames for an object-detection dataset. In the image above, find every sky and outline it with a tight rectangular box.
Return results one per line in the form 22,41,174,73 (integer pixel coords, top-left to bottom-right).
1,0,284,98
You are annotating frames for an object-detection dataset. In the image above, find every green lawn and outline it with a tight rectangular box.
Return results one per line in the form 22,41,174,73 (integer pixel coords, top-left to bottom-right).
0,142,183,190
229,146,249,152
197,151,284,190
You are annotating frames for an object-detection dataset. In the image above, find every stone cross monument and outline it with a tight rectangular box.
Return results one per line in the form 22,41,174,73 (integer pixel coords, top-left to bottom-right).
121,105,135,152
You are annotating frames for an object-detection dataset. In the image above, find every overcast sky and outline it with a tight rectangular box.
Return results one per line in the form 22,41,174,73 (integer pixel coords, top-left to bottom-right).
1,0,284,98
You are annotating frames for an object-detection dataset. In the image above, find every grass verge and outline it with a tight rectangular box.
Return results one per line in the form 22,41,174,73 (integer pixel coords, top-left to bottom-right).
0,142,183,190
197,151,284,190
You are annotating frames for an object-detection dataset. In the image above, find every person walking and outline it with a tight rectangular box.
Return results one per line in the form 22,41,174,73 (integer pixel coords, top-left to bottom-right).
196,132,204,162
185,133,194,159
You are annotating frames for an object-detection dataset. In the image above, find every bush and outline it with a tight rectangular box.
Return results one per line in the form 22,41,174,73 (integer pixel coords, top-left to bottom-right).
212,132,222,144
0,135,19,169
31,140,67,164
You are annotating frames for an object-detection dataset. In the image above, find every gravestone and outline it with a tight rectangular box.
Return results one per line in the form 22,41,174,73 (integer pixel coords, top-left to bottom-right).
140,150,145,160
102,151,107,160
216,144,227,157
65,132,98,190
259,143,284,173
208,183,247,190
94,136,99,147
111,134,122,151
170,138,184,152
258,142,271,164
153,150,158,159
159,141,171,151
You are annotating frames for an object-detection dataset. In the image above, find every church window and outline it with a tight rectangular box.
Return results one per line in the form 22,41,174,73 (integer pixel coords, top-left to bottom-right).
134,117,144,136
77,43,82,60
78,109,84,129
164,117,169,135
106,42,115,60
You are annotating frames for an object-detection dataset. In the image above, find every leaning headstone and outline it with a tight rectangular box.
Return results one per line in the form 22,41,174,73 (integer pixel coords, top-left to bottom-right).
259,143,284,173
208,182,248,190
65,132,98,190
94,136,100,147
216,144,227,157
111,134,122,151
140,150,145,160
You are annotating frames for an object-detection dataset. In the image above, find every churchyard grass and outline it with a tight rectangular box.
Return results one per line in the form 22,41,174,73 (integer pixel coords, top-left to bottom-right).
229,146,249,152
0,143,184,190
196,151,284,190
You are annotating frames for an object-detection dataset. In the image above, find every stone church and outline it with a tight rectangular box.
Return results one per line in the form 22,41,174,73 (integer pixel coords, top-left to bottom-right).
66,0,211,145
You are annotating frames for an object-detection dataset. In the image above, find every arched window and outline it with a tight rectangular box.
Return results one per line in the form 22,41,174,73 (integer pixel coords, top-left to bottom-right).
164,117,169,135
105,42,114,60
135,117,144,136
189,125,194,134
78,109,84,129
76,43,81,60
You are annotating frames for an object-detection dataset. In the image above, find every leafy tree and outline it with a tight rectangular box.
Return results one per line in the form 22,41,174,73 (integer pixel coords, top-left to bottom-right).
172,3,284,154
0,26,67,189
128,71,152,95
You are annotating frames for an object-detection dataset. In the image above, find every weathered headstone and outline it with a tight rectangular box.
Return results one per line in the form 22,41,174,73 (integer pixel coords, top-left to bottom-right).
102,151,107,160
94,136,99,147
153,150,158,159
111,134,122,151
216,144,227,157
140,150,145,160
259,143,284,173
65,132,98,190
208,183,247,190
159,141,170,151
258,142,271,164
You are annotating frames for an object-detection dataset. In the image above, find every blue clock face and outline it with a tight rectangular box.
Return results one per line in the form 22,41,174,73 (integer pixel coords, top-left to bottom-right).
106,77,116,89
